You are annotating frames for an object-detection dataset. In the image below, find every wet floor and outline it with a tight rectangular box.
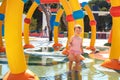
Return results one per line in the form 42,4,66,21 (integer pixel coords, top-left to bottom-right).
0,38,120,80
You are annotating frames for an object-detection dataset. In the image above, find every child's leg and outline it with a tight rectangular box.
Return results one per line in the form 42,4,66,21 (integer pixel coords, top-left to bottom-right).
68,53,74,71
75,61,80,71
69,61,73,71
75,54,81,71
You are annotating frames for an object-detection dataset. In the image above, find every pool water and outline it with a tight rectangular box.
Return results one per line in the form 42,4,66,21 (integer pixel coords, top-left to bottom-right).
0,47,120,80
0,38,120,80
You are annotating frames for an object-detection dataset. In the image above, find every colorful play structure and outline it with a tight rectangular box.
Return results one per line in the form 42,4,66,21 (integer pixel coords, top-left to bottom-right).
101,0,120,70
53,0,96,52
0,0,119,79
0,0,6,52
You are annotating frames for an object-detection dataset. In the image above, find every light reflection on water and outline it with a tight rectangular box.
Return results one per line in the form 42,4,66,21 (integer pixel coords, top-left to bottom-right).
0,64,9,79
0,47,120,80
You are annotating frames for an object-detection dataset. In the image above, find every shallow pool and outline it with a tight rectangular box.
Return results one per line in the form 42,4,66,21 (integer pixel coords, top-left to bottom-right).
0,46,120,80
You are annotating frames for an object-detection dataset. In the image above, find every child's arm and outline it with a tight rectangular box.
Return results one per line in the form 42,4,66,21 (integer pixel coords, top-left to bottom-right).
80,39,84,54
68,36,73,48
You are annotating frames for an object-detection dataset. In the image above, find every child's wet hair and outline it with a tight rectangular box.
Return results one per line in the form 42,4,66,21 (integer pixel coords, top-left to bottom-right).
74,24,82,31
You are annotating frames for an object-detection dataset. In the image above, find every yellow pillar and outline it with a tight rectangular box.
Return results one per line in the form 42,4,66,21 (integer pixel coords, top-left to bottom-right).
60,0,74,49
0,0,7,52
3,0,39,79
68,0,84,38
24,2,38,48
54,27,58,43
101,0,120,70
109,0,120,59
53,8,64,51
5,0,27,74
54,8,64,44
83,3,96,50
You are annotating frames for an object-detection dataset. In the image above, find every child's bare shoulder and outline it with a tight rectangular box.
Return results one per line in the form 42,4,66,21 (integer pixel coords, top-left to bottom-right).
70,35,75,40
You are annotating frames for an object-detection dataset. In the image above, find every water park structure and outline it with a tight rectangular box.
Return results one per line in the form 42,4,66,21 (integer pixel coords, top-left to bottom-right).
0,0,119,80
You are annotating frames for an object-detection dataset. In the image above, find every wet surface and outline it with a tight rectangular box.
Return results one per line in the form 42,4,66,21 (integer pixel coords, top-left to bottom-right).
0,38,120,80
0,50,120,80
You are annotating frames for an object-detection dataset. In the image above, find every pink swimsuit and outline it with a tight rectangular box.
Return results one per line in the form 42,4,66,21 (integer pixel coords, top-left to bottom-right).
69,36,82,56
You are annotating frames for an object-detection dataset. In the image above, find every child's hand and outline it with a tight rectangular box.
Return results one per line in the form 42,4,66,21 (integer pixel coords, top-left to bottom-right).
68,42,72,48
68,44,71,48
81,52,84,54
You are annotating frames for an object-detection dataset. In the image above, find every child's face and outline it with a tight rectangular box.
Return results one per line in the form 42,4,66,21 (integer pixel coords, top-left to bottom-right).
74,27,82,35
